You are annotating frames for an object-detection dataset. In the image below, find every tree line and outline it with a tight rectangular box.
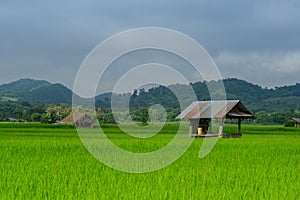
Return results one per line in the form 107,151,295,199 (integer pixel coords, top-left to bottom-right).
1,99,299,126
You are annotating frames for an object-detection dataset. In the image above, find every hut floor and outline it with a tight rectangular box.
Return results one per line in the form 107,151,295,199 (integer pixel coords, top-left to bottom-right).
190,133,220,138
190,133,242,138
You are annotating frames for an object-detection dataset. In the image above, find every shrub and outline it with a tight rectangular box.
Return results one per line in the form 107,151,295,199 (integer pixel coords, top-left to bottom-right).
284,119,295,127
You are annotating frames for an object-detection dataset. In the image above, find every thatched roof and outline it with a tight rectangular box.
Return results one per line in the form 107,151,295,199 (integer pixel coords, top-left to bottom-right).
177,100,253,119
61,112,93,126
292,118,300,124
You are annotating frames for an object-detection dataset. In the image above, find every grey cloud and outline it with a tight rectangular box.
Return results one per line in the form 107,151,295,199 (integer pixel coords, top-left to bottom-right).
215,51,300,87
0,0,299,90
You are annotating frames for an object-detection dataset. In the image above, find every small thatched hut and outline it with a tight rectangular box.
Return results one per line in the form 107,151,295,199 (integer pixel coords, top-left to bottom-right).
177,100,254,137
61,113,93,128
292,118,300,127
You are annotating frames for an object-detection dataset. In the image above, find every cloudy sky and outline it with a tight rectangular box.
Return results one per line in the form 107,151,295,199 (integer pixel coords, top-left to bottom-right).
1,0,300,93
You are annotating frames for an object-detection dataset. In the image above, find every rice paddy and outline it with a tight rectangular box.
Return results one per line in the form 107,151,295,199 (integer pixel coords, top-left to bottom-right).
0,123,299,199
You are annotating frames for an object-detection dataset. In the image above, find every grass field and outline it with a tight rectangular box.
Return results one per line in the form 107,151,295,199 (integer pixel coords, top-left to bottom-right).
0,123,299,199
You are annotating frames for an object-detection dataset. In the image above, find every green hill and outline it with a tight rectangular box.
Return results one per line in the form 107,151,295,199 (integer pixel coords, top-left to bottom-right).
0,79,74,104
0,78,50,98
0,78,299,113
95,78,300,113
22,83,74,104
248,96,300,112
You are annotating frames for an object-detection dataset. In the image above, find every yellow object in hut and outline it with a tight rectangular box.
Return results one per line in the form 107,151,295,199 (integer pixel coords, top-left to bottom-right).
197,127,202,135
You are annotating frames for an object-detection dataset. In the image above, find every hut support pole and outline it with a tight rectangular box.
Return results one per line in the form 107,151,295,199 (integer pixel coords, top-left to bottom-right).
218,118,224,137
189,119,198,136
238,118,241,135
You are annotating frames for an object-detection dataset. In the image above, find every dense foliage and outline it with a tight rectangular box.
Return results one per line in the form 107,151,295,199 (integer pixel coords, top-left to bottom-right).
0,100,46,121
1,78,300,124
95,78,300,114
0,78,75,104
253,109,300,125
0,101,72,123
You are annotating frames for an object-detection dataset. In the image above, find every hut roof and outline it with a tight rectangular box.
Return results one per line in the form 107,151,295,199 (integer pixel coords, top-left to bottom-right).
177,100,253,119
292,118,300,123
61,112,93,124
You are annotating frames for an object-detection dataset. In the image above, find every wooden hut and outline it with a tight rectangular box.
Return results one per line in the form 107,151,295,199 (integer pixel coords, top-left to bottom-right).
292,118,300,127
61,112,93,128
176,100,253,137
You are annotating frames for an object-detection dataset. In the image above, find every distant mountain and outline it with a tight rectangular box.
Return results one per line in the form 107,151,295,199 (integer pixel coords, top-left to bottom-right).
95,78,300,113
0,79,50,99
221,78,300,112
22,83,75,104
0,78,299,113
0,79,75,104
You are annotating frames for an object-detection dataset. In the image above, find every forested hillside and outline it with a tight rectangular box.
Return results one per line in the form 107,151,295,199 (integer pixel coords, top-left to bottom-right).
95,78,300,113
0,78,299,124
0,79,76,104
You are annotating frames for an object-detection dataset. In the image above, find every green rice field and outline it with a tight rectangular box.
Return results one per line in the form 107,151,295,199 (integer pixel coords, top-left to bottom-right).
0,123,299,199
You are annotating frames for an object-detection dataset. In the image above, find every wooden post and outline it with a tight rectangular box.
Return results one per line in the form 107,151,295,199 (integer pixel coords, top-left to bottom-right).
218,118,224,137
189,119,198,136
209,119,212,132
238,118,241,135
189,124,193,136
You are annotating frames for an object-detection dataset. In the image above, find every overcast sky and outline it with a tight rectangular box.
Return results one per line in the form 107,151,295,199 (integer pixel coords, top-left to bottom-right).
1,0,300,93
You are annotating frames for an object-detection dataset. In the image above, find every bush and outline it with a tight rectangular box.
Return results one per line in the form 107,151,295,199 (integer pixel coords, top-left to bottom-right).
31,113,42,122
284,119,295,127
